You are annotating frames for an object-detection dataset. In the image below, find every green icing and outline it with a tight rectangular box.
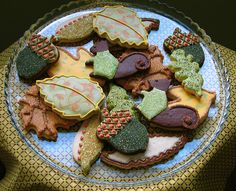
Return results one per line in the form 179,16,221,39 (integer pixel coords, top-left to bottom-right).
168,49,204,96
108,118,148,154
16,47,49,79
180,44,205,67
111,100,138,118
182,73,203,97
137,88,167,120
106,84,129,110
87,50,119,79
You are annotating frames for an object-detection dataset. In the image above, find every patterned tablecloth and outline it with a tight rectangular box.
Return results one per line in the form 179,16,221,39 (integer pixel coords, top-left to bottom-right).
0,41,235,191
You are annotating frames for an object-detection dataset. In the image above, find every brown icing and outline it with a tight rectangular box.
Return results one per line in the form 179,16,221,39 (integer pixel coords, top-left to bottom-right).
151,105,200,130
115,45,172,96
90,39,109,55
19,85,77,140
114,52,150,79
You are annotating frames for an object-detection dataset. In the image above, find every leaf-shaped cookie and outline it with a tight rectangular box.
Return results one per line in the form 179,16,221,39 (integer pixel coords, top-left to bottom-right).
101,133,188,169
52,14,94,44
36,76,105,120
73,114,103,175
47,47,105,86
93,6,148,49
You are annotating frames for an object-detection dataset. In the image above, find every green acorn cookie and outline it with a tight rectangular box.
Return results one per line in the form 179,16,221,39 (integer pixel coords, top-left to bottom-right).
86,50,119,80
164,28,205,67
16,34,59,80
97,108,148,154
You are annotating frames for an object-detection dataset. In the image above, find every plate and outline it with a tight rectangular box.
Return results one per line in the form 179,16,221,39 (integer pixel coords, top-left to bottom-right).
4,0,230,187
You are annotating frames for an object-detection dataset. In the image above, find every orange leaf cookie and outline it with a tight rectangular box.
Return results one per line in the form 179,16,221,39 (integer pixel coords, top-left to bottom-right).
19,85,77,140
167,85,216,124
47,47,105,86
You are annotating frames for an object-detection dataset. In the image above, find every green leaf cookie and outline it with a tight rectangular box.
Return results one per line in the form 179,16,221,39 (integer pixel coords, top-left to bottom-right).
86,50,119,79
106,84,129,110
168,49,204,96
137,88,167,120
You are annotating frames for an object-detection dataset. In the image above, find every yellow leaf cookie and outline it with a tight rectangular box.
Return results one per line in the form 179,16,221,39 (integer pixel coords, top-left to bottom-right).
167,85,216,124
47,47,105,86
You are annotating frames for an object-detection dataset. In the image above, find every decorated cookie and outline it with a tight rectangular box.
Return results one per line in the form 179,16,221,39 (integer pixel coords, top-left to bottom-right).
47,47,105,86
90,39,109,55
164,28,204,66
163,28,199,53
150,105,200,130
106,84,129,110
137,88,167,120
148,79,171,92
19,85,77,140
16,34,59,79
52,14,94,44
168,49,203,97
86,50,119,79
36,76,105,120
97,108,148,154
141,18,160,33
101,133,188,169
93,6,148,49
73,114,103,175
116,45,173,96
114,52,150,79
167,86,216,124
106,84,138,117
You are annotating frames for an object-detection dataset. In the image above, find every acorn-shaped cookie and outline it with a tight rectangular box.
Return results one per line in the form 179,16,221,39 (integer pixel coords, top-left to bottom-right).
16,34,59,80
97,108,148,154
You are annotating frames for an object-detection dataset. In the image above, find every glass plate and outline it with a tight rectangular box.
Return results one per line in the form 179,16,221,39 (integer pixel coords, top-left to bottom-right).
4,0,230,187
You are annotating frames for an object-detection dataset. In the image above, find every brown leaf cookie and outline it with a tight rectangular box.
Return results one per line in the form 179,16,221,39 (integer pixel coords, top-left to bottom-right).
47,47,105,86
167,85,216,124
101,133,188,169
19,85,77,140
150,105,200,131
115,45,173,96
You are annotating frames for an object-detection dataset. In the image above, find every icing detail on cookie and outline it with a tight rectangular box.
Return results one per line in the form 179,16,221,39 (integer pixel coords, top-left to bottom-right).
93,6,148,49
36,76,105,120
19,85,77,140
151,105,200,130
90,39,109,55
53,14,94,44
47,47,105,86
168,49,203,96
86,50,119,79
164,28,199,53
115,45,172,96
73,114,103,175
28,34,59,63
148,79,171,92
137,88,167,120
141,18,160,33
101,133,188,169
114,52,150,79
106,84,129,110
108,118,149,154
167,86,216,124
97,108,133,140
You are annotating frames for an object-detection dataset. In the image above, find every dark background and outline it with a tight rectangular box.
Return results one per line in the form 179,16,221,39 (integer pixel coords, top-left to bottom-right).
0,0,235,190
0,0,235,52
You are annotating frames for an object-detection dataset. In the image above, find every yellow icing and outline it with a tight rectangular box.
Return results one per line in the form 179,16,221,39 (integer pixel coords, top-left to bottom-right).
168,86,216,123
48,47,93,78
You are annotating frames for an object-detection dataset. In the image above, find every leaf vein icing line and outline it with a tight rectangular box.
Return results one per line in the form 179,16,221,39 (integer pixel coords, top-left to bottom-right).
38,82,96,107
96,13,146,40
